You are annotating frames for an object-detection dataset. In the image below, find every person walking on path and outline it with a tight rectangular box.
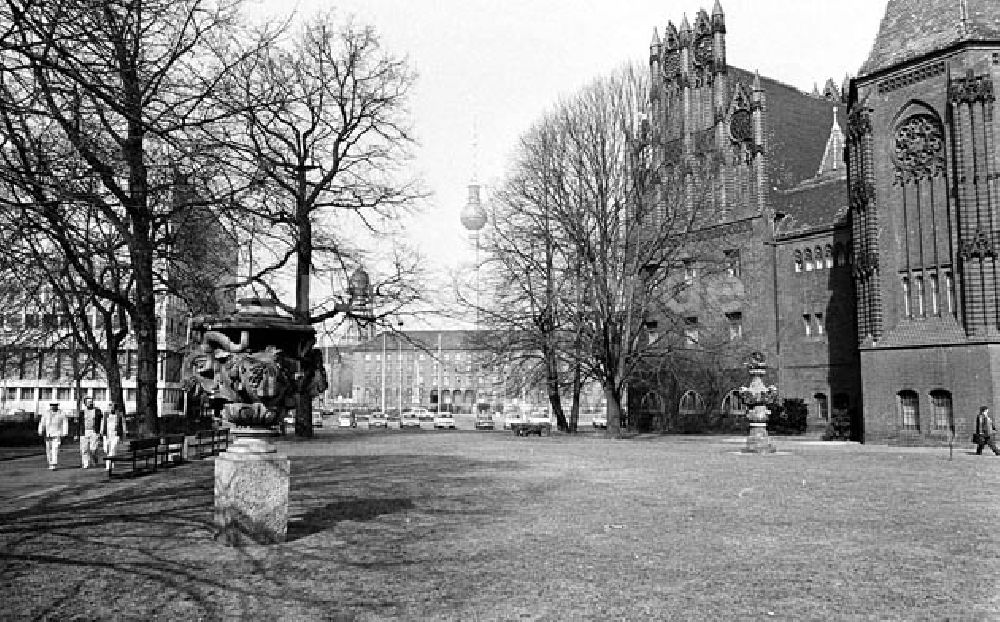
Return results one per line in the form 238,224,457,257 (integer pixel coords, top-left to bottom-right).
975,406,1000,456
77,397,103,469
100,403,127,473
37,403,69,470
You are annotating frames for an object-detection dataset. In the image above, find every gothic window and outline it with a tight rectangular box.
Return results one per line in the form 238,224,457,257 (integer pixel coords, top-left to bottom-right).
945,271,956,315
721,389,747,415
915,276,925,317
804,249,814,271
892,113,946,183
684,317,699,345
901,276,911,318
726,312,743,340
803,314,813,336
794,250,803,272
898,390,920,430
814,393,829,421
679,390,706,415
815,312,825,336
814,247,824,270
825,245,834,269
930,274,940,315
724,249,741,277
930,389,953,430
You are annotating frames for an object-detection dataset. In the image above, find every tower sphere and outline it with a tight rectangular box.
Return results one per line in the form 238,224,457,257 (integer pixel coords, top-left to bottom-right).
460,184,487,232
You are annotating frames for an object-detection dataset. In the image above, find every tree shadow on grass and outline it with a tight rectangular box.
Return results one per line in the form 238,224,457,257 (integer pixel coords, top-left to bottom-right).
286,497,414,541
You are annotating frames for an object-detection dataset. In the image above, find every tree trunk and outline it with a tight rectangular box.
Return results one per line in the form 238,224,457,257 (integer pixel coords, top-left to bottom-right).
545,351,567,431
133,248,159,437
294,167,314,438
101,344,125,417
605,384,623,438
569,360,582,433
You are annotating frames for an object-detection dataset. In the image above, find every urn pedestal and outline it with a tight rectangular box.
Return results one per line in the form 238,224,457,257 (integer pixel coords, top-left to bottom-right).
739,353,778,455
214,437,290,546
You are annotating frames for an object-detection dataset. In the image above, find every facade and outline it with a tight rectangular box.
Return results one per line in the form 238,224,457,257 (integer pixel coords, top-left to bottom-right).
349,330,606,414
638,2,861,433
847,0,1000,443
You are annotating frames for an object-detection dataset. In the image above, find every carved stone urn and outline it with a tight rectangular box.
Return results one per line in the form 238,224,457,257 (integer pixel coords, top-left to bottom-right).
738,351,778,454
181,297,328,545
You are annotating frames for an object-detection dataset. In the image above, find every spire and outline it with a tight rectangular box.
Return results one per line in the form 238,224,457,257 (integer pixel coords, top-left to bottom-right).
752,71,762,92
664,21,679,50
679,14,692,45
650,27,661,47
711,0,726,33
817,106,846,176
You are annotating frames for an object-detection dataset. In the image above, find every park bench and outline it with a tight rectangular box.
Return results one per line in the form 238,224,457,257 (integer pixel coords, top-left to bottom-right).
510,421,552,437
107,437,160,479
191,428,231,459
157,434,185,467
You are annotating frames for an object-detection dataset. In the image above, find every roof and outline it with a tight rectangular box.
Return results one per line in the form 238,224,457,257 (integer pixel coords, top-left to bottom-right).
728,68,848,191
876,315,969,348
861,0,1000,76
352,329,496,353
773,174,850,237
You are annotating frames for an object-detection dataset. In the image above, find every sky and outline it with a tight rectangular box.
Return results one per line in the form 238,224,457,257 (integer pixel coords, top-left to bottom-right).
247,0,889,323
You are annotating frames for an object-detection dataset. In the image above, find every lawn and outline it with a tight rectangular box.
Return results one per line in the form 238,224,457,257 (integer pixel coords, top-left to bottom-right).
0,431,997,620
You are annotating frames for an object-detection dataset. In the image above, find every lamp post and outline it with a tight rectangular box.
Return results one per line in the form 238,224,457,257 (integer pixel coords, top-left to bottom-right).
397,320,404,416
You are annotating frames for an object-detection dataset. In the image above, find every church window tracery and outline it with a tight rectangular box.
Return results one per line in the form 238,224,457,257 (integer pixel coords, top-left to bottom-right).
892,113,945,184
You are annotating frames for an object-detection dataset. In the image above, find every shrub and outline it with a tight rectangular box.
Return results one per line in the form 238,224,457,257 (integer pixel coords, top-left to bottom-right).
767,398,807,435
822,408,854,441
0,420,42,447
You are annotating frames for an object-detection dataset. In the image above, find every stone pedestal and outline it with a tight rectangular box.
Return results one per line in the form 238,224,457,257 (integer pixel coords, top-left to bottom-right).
214,438,290,546
744,422,776,454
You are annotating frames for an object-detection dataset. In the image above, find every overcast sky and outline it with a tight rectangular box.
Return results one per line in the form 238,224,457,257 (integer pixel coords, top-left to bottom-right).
249,0,889,323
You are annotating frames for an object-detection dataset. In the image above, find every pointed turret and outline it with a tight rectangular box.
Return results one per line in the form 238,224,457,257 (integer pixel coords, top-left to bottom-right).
752,71,762,93
679,14,692,46
695,8,712,38
841,74,851,103
664,21,679,50
650,27,661,48
712,0,726,33
823,78,840,102
817,106,846,175
812,82,820,97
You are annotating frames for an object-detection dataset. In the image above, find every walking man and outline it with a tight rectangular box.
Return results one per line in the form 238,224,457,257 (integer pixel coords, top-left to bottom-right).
975,406,1000,456
77,396,103,469
101,403,127,473
37,403,69,470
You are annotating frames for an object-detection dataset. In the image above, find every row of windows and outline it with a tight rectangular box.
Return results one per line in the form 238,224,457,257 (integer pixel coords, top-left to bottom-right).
362,351,482,363
682,250,742,283
1,386,180,406
682,312,745,344
897,389,953,431
901,270,955,318
793,244,850,272
670,390,849,418
802,312,826,337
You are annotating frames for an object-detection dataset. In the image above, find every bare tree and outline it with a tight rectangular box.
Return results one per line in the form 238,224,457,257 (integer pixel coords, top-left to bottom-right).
225,13,424,436
484,65,736,437
0,0,272,435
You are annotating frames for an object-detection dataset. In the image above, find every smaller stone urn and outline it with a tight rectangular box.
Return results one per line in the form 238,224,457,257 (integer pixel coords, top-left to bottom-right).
738,351,778,454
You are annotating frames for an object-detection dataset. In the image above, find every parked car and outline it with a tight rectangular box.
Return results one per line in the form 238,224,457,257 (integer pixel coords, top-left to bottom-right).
337,412,356,428
400,411,421,429
503,411,525,430
433,413,456,429
475,413,495,430
355,414,370,428
412,407,434,422
370,412,388,428
312,412,324,428
592,413,608,429
386,411,401,428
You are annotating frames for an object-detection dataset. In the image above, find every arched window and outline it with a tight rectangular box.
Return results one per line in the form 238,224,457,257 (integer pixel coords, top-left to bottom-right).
720,389,747,415
814,247,824,270
679,390,706,415
804,249,814,271
898,390,920,431
824,245,834,269
794,250,803,272
814,393,829,421
640,392,663,412
930,389,953,430
901,276,911,318
945,271,955,315
930,274,940,315
915,275,925,317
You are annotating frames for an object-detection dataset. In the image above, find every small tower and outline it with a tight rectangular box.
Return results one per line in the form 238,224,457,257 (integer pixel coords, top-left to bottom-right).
751,71,768,220
650,28,662,100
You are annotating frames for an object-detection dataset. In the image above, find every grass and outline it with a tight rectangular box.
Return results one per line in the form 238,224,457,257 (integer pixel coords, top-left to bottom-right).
1,431,998,620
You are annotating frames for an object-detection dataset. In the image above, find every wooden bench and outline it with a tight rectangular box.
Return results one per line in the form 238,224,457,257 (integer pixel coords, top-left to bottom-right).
157,434,185,467
510,422,553,437
191,428,231,459
107,437,160,479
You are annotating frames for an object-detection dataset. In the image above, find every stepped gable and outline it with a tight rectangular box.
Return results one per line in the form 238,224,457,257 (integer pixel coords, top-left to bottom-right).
728,68,847,191
861,0,1000,76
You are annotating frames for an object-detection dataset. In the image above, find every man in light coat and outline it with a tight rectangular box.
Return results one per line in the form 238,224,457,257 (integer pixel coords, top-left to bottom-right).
37,403,69,470
77,396,103,469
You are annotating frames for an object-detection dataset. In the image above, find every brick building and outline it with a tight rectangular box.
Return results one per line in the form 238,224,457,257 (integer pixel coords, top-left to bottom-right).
847,0,1000,443
636,2,861,433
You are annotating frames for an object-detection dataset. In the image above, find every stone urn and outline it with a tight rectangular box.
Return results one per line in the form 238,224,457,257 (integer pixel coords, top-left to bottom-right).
738,352,779,454
181,297,328,545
